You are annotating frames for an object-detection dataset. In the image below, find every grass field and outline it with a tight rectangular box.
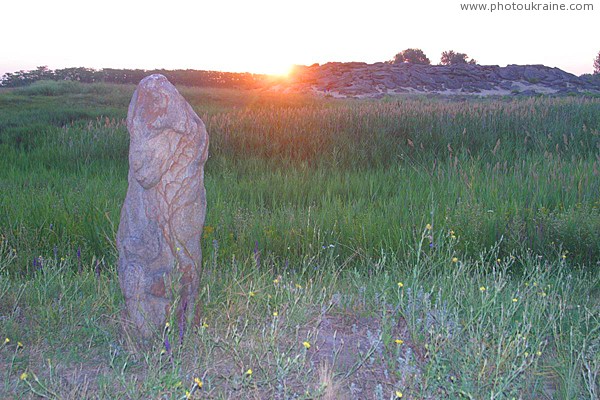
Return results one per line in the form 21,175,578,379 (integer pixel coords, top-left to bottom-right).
1,80,599,399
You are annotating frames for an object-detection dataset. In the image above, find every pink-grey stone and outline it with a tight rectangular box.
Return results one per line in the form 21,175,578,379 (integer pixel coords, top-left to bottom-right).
270,62,599,97
117,74,208,339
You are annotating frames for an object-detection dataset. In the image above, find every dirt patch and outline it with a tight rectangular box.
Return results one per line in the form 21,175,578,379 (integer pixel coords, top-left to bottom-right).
304,312,422,398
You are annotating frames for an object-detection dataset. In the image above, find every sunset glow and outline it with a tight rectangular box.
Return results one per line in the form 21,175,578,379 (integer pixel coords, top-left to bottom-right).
1,0,598,76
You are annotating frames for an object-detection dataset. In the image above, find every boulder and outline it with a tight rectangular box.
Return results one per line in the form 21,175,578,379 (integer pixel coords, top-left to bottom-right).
117,74,209,339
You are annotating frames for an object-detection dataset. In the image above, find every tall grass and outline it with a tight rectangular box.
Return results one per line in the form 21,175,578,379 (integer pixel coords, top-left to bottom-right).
1,85,598,270
207,97,600,167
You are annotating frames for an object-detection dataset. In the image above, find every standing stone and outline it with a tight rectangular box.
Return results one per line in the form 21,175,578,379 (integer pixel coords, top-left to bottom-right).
117,74,208,339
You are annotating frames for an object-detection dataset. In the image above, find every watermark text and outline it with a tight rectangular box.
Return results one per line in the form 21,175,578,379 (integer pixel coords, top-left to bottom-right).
460,2,594,12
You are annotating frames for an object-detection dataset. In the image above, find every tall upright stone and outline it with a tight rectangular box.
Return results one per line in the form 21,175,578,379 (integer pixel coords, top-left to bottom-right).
117,74,208,339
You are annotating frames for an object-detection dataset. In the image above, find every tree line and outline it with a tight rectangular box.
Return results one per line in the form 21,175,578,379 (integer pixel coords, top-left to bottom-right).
0,66,267,88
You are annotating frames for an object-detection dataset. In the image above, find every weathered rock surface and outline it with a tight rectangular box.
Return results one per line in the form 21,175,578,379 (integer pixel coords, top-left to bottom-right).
117,74,209,339
270,62,600,98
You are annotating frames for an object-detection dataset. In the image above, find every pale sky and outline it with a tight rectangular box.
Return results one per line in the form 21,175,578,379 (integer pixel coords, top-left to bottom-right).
1,0,599,77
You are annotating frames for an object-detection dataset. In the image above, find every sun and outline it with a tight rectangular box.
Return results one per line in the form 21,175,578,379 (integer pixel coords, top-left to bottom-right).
235,57,294,77
259,63,294,77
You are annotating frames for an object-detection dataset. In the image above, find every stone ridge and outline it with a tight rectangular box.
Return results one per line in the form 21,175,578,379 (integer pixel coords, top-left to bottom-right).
271,62,600,97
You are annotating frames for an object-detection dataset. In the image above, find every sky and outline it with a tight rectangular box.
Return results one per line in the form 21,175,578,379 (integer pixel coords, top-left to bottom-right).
1,0,599,77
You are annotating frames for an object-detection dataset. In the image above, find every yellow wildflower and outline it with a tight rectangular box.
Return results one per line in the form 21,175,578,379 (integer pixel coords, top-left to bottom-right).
273,311,278,317
395,339,404,345
249,291,255,297
194,377,203,388
246,368,253,376
185,390,191,399
4,338,9,344
479,286,486,292
303,341,311,349
20,372,28,381
512,298,518,303
395,390,403,398
397,282,404,288
273,278,279,284
202,321,209,328
452,257,458,263
425,224,432,230
17,341,23,349
295,283,302,289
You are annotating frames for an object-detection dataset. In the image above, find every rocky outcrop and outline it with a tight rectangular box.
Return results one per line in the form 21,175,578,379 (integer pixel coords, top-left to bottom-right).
271,62,600,97
117,74,209,340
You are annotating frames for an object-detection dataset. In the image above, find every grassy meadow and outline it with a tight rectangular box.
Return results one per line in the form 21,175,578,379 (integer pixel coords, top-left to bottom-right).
1,79,599,399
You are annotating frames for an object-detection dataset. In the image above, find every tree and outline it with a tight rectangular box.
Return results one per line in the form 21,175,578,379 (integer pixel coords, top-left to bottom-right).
33,66,53,80
594,51,600,74
392,48,431,65
440,50,477,65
